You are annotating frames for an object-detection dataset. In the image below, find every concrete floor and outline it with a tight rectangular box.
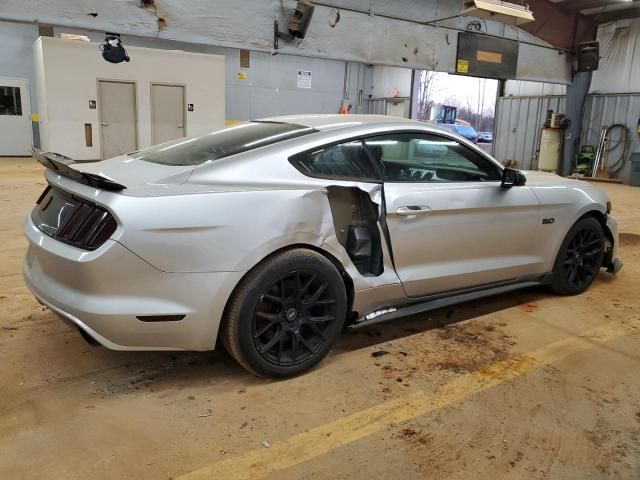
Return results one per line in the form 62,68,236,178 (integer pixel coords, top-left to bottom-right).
1,157,639,479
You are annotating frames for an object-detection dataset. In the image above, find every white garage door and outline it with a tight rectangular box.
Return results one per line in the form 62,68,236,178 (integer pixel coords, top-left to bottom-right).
0,77,32,156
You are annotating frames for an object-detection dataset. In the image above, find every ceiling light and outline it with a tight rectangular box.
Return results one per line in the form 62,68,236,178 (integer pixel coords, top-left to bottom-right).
462,0,535,26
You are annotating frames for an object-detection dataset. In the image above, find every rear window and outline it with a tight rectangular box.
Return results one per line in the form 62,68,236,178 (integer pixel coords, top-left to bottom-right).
130,121,317,166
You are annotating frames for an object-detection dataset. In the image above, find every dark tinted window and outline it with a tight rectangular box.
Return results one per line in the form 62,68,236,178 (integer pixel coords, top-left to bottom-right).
364,133,501,183
131,121,317,166
292,140,381,181
0,86,22,116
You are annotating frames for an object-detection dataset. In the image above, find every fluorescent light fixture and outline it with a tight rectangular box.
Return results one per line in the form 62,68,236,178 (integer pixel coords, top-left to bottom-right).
462,0,535,26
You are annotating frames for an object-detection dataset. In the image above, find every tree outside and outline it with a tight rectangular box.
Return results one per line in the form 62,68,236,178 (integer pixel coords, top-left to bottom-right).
415,70,497,133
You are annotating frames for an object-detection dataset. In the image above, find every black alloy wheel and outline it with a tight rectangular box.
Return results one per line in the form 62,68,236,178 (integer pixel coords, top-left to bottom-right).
252,269,338,366
221,249,347,377
562,228,603,289
551,217,605,295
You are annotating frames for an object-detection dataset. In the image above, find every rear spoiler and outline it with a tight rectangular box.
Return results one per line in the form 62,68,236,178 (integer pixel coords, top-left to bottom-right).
32,149,126,191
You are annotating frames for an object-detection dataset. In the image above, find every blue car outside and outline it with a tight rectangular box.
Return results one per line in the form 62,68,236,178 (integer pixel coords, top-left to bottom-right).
436,123,479,143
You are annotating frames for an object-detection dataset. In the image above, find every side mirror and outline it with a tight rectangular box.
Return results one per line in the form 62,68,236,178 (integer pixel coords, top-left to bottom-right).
501,168,527,188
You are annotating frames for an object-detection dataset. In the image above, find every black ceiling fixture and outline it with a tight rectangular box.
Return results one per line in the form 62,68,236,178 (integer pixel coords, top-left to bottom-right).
274,0,315,50
100,34,130,63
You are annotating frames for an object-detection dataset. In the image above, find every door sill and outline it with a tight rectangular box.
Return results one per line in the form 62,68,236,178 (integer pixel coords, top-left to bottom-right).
351,273,552,329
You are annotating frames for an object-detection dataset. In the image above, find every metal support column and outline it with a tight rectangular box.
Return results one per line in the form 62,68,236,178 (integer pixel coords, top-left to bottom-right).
561,69,592,176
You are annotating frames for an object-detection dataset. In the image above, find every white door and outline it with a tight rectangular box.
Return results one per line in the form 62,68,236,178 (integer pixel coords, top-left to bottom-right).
0,77,32,156
151,84,185,145
98,81,137,159
363,132,542,298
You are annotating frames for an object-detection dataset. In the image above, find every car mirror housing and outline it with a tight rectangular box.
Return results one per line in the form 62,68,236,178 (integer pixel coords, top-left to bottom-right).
501,168,527,188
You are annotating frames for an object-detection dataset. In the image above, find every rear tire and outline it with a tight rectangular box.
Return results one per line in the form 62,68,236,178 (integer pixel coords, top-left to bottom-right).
221,249,347,378
550,217,605,296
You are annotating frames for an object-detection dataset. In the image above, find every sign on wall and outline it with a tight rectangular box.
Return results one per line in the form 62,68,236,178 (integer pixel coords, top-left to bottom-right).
456,32,518,79
297,70,312,89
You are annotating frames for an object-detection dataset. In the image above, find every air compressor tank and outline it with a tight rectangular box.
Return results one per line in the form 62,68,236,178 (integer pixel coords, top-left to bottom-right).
538,128,562,172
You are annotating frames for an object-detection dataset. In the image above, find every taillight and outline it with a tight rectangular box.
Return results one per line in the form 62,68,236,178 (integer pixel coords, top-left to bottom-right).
32,186,117,250
57,205,117,250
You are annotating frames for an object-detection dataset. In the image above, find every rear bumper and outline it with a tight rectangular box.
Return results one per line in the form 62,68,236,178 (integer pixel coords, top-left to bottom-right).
23,215,244,351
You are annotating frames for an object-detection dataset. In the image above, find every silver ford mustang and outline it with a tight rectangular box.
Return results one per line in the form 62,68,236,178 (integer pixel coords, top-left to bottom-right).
24,115,622,377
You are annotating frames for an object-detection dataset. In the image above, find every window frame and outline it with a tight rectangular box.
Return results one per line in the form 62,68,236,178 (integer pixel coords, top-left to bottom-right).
361,130,503,184
288,138,384,183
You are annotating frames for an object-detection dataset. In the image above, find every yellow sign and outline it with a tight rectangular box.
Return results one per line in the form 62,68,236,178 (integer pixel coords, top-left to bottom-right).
456,59,469,74
31,113,40,122
236,72,247,80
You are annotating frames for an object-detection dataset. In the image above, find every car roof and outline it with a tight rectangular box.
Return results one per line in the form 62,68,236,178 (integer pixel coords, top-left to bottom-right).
257,114,421,132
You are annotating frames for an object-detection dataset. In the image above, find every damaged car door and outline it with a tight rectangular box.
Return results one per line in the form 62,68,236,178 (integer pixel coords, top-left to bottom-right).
363,132,542,298
291,140,387,277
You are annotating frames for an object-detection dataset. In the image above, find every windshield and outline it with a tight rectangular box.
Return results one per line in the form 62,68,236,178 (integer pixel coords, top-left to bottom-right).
455,125,477,137
129,121,317,166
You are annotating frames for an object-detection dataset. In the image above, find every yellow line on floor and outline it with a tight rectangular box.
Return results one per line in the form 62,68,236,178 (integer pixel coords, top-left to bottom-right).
178,320,637,480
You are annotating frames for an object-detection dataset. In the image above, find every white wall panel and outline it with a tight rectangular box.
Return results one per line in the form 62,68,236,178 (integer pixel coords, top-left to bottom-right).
34,37,225,159
0,22,39,108
42,24,372,120
504,80,567,97
591,19,640,94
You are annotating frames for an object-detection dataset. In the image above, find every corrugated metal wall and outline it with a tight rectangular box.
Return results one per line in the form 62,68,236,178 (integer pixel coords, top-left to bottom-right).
493,94,640,182
582,94,640,182
493,96,565,170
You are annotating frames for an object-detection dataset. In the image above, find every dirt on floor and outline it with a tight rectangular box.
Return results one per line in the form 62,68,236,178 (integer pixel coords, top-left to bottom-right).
1,157,639,479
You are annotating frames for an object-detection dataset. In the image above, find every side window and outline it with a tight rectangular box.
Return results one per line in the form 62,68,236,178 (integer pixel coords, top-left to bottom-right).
291,140,381,181
0,86,22,116
364,133,502,183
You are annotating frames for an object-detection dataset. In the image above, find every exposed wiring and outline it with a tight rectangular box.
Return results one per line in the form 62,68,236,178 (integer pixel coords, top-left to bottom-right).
604,124,631,175
466,20,487,33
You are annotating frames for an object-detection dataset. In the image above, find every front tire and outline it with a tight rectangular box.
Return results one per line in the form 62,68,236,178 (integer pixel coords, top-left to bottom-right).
550,217,605,295
221,249,347,378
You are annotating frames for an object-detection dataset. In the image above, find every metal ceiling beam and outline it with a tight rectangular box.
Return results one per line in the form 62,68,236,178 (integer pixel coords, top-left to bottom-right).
593,5,640,21
517,0,597,50
560,0,635,11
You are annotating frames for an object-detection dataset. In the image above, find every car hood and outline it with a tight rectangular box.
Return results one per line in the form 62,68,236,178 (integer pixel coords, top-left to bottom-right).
72,155,195,189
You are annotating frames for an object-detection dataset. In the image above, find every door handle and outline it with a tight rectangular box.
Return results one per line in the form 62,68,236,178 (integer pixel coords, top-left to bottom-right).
178,124,184,128
101,122,109,126
396,206,432,216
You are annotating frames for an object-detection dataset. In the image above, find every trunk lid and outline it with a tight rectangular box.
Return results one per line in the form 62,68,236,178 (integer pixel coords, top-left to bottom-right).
34,150,195,192
73,155,195,189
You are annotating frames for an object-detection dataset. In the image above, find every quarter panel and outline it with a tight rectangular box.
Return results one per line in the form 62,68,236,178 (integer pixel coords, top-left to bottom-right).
108,186,402,292
24,215,243,350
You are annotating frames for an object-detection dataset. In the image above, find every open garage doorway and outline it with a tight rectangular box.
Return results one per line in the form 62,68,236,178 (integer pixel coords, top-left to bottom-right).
412,71,498,154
